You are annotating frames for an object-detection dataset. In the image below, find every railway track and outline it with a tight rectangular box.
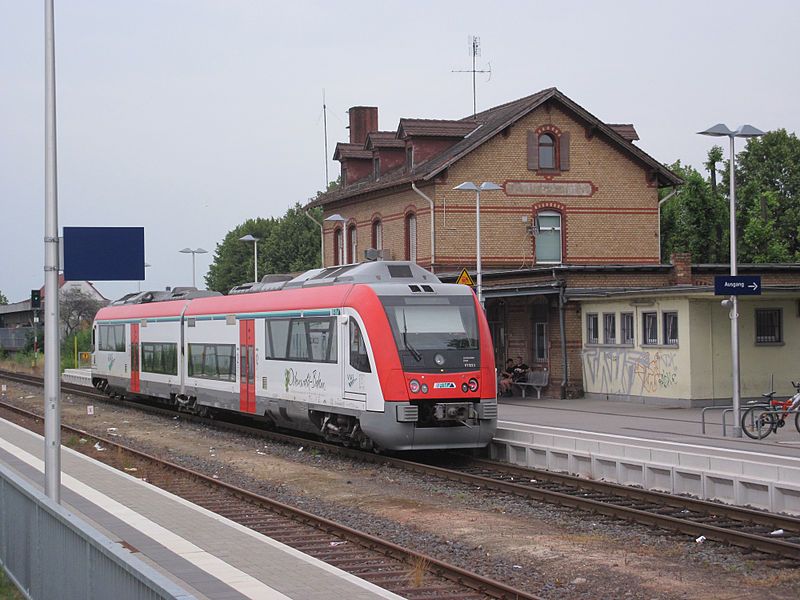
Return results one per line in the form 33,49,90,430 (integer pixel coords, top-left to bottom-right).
0,370,540,599
4,369,800,564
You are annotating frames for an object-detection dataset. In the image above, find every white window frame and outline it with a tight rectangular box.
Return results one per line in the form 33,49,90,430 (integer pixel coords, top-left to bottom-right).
586,313,599,345
535,211,562,264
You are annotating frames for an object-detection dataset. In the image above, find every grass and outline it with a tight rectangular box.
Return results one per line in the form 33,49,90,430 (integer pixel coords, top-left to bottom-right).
0,568,25,600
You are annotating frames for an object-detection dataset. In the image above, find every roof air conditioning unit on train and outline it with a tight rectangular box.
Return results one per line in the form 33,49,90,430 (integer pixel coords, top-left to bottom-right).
364,248,392,261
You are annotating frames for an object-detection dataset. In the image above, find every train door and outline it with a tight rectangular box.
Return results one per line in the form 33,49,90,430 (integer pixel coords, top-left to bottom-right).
342,316,370,404
239,319,256,413
130,323,140,393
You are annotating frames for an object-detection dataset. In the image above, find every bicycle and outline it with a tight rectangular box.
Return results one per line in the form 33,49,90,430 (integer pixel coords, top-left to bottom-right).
741,381,800,440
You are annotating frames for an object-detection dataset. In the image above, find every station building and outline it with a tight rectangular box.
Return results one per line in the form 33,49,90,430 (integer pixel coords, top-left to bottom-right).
308,88,800,406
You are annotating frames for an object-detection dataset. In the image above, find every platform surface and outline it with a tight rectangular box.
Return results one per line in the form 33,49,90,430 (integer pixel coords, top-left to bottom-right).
0,417,403,600
498,396,800,457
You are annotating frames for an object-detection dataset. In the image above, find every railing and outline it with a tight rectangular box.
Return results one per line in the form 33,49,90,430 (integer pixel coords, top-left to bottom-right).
0,463,195,600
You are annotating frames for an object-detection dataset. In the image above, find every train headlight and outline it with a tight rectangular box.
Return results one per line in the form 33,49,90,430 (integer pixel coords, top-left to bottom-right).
434,353,445,366
461,383,469,393
468,378,479,392
409,379,421,393
420,384,429,394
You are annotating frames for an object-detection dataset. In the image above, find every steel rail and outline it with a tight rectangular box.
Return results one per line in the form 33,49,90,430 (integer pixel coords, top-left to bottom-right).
4,369,800,560
0,385,541,600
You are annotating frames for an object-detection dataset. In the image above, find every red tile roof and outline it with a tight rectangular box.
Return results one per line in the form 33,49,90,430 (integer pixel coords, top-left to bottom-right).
607,124,639,142
397,119,480,138
310,88,681,208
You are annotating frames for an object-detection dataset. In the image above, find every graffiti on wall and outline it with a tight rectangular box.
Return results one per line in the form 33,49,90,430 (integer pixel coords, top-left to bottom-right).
582,348,678,396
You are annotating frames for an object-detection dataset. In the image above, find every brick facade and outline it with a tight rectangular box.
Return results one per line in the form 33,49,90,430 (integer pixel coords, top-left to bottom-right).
310,89,688,399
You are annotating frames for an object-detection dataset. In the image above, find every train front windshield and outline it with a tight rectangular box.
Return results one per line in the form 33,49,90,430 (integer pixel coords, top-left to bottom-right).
380,295,480,371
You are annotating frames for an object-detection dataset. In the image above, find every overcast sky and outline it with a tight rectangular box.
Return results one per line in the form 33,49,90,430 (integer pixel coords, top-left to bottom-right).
2,1,798,303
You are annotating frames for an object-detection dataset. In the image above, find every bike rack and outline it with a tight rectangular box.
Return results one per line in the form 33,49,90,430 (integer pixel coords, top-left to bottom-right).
701,405,733,435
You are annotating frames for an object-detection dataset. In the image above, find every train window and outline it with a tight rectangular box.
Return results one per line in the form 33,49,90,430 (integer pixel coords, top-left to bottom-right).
349,321,371,373
266,317,337,363
308,318,337,363
288,320,310,360
265,319,290,359
187,344,236,381
98,324,126,352
141,342,178,375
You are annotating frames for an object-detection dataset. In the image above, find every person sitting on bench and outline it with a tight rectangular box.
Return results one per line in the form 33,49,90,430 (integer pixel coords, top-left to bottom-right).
511,357,529,384
499,359,515,396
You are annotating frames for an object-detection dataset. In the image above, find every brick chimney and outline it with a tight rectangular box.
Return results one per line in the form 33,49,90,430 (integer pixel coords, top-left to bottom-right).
671,252,692,285
348,106,378,145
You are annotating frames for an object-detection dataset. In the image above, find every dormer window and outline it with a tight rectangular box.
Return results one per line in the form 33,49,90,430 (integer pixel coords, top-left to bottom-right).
538,133,556,169
406,147,413,170
373,158,380,179
527,128,570,173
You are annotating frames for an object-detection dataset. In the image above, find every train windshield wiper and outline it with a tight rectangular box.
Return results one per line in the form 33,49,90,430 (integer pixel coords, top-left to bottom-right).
401,309,422,362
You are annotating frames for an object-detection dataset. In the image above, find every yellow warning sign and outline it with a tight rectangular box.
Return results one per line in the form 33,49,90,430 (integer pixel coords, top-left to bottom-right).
456,268,475,286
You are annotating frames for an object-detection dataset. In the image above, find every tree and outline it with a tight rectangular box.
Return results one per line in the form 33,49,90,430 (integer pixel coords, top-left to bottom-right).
60,288,106,337
205,180,335,293
730,129,800,262
0,290,7,305
660,157,728,263
205,217,278,293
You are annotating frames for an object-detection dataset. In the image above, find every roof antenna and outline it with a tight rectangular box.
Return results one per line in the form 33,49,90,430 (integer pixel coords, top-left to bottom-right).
452,35,492,119
322,89,330,187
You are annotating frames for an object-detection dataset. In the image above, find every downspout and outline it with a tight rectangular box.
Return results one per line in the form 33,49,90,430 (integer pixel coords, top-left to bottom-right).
411,182,435,271
558,279,568,400
304,209,324,268
657,187,678,263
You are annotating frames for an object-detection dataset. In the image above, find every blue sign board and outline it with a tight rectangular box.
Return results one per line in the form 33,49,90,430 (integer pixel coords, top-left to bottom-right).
714,275,762,296
63,227,145,281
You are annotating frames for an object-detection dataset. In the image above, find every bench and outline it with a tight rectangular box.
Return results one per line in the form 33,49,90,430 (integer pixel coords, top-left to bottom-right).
515,369,549,399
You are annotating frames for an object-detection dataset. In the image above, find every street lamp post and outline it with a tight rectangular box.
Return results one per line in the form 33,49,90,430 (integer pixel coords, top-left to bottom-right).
179,247,208,288
239,234,261,283
452,182,503,305
698,123,764,438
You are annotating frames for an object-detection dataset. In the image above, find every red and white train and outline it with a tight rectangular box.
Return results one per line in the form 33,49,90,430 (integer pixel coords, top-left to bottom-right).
91,261,497,451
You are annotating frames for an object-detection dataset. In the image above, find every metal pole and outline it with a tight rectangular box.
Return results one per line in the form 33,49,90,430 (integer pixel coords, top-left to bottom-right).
44,0,61,502
476,189,482,305
254,240,258,283
191,252,196,288
729,134,742,437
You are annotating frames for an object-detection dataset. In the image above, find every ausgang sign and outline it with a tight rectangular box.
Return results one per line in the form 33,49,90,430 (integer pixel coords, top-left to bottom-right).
714,275,762,296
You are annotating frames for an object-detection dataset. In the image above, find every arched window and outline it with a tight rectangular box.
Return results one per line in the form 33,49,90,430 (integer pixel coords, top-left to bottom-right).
405,213,417,262
372,219,383,250
538,133,556,170
535,210,562,264
347,224,357,263
333,227,344,266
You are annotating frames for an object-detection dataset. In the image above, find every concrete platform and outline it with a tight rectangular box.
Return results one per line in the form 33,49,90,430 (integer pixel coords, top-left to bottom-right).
494,397,800,515
0,418,402,600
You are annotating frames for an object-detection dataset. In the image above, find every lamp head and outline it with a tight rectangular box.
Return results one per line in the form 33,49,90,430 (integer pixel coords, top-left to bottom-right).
453,181,479,191
698,123,735,137
324,213,347,222
735,124,765,138
479,181,502,191
239,234,260,242
179,248,192,254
